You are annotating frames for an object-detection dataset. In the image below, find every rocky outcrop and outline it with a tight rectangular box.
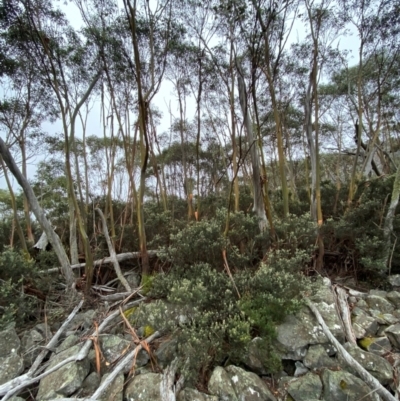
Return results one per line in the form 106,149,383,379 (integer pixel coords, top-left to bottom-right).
0,327,24,386
3,280,400,400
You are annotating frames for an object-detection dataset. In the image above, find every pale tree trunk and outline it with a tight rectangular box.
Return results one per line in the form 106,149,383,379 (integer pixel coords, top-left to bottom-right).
149,109,168,212
0,155,29,255
177,81,193,220
348,44,364,206
21,141,34,244
69,204,79,265
124,0,150,276
305,0,324,269
251,0,289,217
229,75,240,213
384,166,400,270
236,61,267,231
250,60,274,234
0,138,75,288
305,85,318,221
123,0,171,277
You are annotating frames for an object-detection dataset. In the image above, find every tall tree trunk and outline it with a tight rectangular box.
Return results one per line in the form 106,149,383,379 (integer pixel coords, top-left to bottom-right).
250,60,274,234
384,166,400,271
236,61,267,230
125,0,150,276
348,43,364,206
21,141,34,244
0,138,75,288
305,0,324,269
0,155,29,255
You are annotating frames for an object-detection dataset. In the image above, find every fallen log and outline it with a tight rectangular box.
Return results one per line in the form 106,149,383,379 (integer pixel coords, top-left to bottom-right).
40,251,158,274
335,286,357,345
96,208,131,292
305,297,397,401
91,330,161,400
1,298,146,400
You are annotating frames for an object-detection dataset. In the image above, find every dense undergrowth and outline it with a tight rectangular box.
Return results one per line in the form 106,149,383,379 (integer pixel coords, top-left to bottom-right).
0,177,399,383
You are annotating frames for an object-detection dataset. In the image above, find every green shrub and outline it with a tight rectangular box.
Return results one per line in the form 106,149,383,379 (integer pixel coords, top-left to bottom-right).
161,208,264,271
0,249,49,329
146,252,313,384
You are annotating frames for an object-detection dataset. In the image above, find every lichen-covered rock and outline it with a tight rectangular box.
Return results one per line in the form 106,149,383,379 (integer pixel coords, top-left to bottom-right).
321,369,379,401
99,372,124,401
384,324,400,349
294,362,308,377
287,372,322,401
21,324,52,368
351,315,379,339
56,334,79,353
0,327,23,385
208,366,238,401
124,372,162,401
65,309,96,336
0,327,21,357
226,365,277,401
365,295,394,314
388,275,400,287
0,352,24,385
155,337,178,369
358,336,392,356
36,344,90,400
303,345,338,370
99,334,131,364
178,388,218,401
369,290,388,297
338,343,393,385
98,334,148,373
387,291,400,308
81,371,101,397
276,283,344,356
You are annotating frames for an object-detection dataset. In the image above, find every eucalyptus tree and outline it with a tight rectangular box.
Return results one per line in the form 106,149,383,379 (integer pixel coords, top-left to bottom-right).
205,0,273,230
338,0,400,205
166,43,195,219
3,0,101,290
122,0,180,276
0,6,57,246
244,0,300,218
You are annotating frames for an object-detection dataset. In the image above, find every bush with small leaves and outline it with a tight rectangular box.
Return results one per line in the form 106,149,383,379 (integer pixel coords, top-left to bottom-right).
145,255,313,384
0,248,49,329
161,208,264,270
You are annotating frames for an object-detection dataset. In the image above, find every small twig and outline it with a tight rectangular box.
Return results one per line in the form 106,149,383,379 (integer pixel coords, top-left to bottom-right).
222,249,240,298
0,298,84,395
1,299,146,400
90,331,161,400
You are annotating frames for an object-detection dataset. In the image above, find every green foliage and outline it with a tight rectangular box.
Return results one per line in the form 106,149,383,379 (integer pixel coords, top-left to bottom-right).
147,249,312,384
272,213,317,255
320,177,397,276
162,208,263,270
140,273,154,295
0,249,49,329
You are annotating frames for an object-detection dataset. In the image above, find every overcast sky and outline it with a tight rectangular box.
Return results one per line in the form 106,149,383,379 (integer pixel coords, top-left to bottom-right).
0,1,359,192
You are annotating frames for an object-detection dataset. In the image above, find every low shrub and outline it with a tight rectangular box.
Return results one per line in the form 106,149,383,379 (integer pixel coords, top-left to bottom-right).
0,249,49,329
